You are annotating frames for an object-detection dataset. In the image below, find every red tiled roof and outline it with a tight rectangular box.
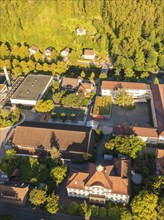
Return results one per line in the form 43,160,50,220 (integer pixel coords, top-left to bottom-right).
102,81,148,90
151,84,164,135
113,125,158,138
67,159,130,195
84,49,95,56
29,45,39,51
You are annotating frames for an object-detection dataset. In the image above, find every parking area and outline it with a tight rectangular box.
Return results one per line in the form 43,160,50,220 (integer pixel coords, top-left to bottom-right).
110,102,153,127
98,101,153,128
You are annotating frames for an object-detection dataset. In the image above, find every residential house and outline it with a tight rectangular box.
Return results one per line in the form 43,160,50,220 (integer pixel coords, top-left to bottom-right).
67,158,131,204
83,49,96,60
44,47,53,56
101,81,151,99
113,125,159,144
76,82,94,96
61,77,81,91
156,148,164,175
28,45,39,55
76,27,87,36
61,48,70,57
9,122,95,161
0,185,29,206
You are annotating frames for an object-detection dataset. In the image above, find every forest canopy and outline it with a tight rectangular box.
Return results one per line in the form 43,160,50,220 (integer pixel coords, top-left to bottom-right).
0,0,163,74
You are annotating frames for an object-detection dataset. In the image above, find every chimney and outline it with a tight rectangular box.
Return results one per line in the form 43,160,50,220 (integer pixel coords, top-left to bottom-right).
3,66,11,86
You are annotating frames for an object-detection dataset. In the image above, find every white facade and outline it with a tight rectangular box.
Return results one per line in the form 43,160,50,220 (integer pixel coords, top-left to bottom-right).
61,50,69,57
76,28,87,36
67,185,129,204
83,54,95,60
45,49,52,56
138,136,159,144
28,48,38,55
101,88,151,99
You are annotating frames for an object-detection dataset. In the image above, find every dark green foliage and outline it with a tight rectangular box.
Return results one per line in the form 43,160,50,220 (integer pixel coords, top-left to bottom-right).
98,207,107,218
108,206,120,220
66,202,79,215
105,135,146,159
0,108,21,128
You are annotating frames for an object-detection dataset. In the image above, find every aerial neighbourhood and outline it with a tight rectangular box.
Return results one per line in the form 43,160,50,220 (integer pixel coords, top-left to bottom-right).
0,1,164,220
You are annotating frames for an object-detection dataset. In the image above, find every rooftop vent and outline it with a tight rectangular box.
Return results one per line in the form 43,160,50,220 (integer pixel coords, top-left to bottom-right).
31,83,34,87
35,78,37,82
75,181,77,184
27,90,30,94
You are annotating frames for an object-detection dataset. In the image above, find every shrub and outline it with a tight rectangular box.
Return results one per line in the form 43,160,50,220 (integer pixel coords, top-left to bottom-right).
70,113,76,122
60,112,67,122
66,202,79,215
98,207,107,218
90,204,99,217
51,112,57,120
95,129,103,142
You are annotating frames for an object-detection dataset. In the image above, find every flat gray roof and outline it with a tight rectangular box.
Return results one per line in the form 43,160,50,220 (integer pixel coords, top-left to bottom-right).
11,74,52,101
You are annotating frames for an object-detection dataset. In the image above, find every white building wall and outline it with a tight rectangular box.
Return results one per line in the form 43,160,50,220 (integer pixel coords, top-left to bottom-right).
84,55,95,60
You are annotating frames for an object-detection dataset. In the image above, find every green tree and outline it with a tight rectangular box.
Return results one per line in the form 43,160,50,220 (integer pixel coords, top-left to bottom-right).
34,51,43,62
81,201,92,219
120,207,132,220
99,72,107,79
157,198,164,220
153,77,159,84
51,165,67,186
46,193,59,214
131,190,158,220
35,100,55,112
52,81,59,93
80,71,86,78
6,149,16,157
0,43,10,59
50,147,61,161
55,61,68,76
114,88,134,107
108,206,120,220
29,189,47,206
98,207,107,218
105,135,146,159
66,202,79,215
89,72,95,82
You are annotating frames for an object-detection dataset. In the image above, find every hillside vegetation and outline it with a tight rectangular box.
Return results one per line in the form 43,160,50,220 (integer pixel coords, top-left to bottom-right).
0,0,163,75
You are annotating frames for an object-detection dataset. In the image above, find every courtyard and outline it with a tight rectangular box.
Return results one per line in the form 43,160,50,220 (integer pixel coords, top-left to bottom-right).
97,101,153,128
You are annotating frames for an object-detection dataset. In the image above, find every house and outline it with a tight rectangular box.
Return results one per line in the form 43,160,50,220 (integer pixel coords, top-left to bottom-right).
76,27,87,36
156,148,164,175
67,158,131,204
61,77,81,91
61,48,70,57
151,84,164,142
44,47,53,56
0,84,7,103
113,125,159,144
28,45,39,55
101,81,150,99
83,49,96,60
76,82,94,96
0,185,29,206
9,122,96,161
10,74,53,106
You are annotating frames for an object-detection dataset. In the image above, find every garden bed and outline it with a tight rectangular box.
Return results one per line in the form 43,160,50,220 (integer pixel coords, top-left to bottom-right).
51,107,85,122
92,96,111,117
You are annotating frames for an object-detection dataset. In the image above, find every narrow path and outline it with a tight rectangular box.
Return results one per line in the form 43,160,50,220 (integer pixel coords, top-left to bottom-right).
96,135,107,165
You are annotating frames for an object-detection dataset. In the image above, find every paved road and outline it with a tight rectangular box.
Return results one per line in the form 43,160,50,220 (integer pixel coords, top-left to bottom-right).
0,203,103,220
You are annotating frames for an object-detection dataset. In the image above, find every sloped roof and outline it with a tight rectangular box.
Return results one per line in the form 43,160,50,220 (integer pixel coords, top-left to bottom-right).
84,49,95,56
67,159,130,195
12,122,95,155
0,185,29,203
29,45,39,51
101,81,148,90
61,77,79,89
151,84,164,135
156,148,164,175
77,83,92,93
113,125,158,138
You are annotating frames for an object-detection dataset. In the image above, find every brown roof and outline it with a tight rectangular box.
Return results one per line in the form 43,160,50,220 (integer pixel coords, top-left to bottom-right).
77,83,92,93
84,49,95,56
0,185,29,204
156,148,164,175
151,84,164,135
29,45,39,51
67,159,130,195
101,81,148,90
61,77,79,89
12,122,95,156
113,125,158,138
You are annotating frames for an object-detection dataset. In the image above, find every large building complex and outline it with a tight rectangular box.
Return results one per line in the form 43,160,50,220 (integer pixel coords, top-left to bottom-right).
101,81,164,144
67,158,130,204
10,74,53,106
9,121,95,161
